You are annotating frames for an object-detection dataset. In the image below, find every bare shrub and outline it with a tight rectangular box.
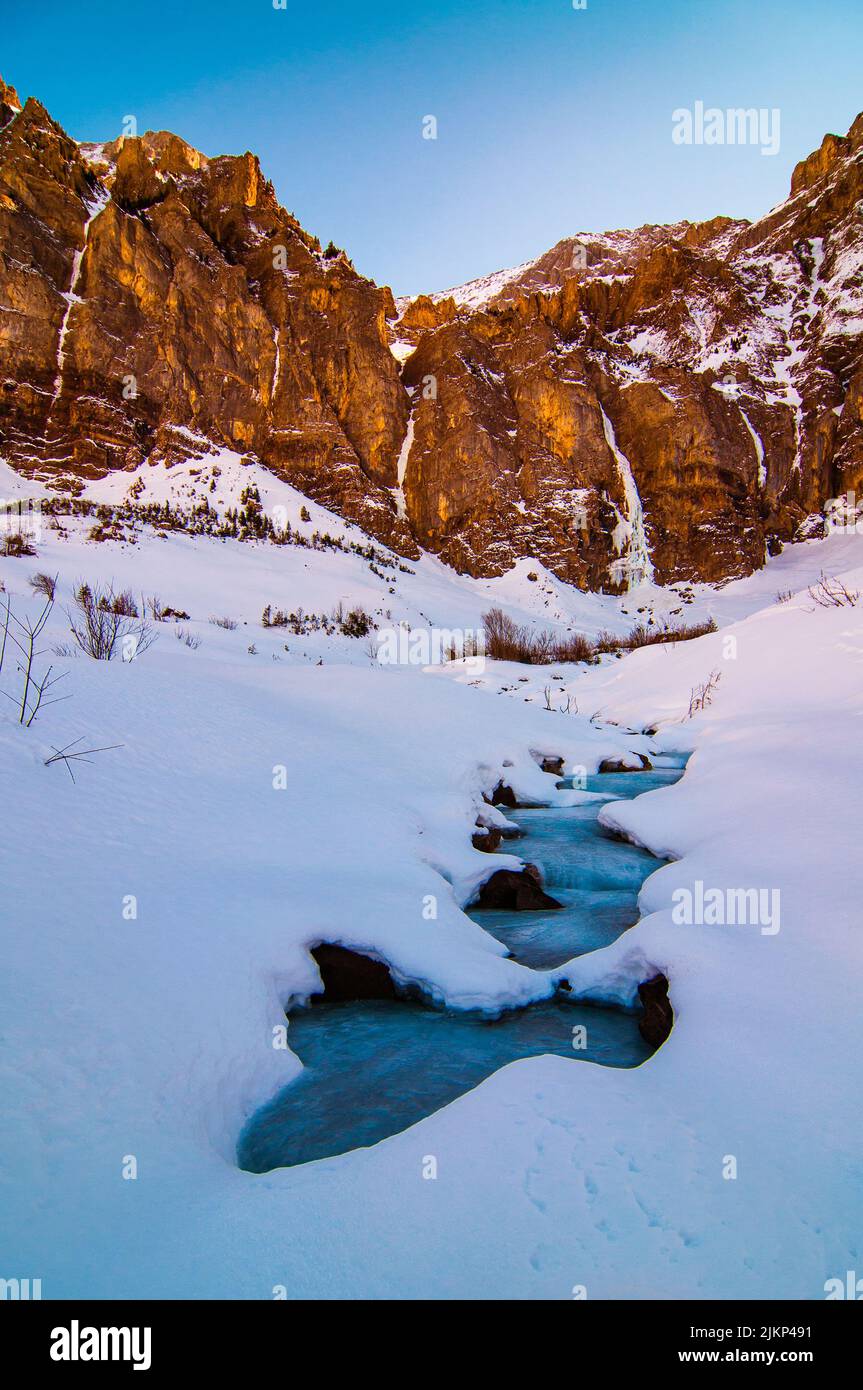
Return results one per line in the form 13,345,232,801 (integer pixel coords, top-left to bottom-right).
775,590,793,605
29,571,58,601
210,615,238,630
1,532,36,557
807,573,859,609
0,590,67,726
687,670,722,718
103,589,138,618
551,632,594,663
174,627,202,650
483,607,715,667
543,685,578,714
44,736,123,783
68,582,156,661
483,607,539,662
621,617,717,651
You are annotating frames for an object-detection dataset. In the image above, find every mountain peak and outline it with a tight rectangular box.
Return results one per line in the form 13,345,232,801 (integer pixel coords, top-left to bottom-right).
0,75,22,129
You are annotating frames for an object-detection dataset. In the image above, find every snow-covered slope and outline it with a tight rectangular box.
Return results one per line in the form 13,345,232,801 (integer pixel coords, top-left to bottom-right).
2,495,862,1297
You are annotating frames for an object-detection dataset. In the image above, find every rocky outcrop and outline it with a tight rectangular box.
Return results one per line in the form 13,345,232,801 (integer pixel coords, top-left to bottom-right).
1,75,861,588
0,90,418,555
0,77,21,131
396,113,863,586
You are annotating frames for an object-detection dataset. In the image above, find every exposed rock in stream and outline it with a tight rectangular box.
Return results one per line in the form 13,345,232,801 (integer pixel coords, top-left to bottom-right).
637,974,674,1046
310,943,398,1002
486,780,548,808
488,781,519,808
476,864,563,911
472,826,503,853
598,754,653,773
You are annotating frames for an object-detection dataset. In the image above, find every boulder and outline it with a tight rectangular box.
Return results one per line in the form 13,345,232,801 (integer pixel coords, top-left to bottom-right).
476,864,562,911
598,753,652,773
637,974,673,1046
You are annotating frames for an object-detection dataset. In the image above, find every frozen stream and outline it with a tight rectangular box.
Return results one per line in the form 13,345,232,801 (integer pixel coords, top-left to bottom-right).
238,766,682,1172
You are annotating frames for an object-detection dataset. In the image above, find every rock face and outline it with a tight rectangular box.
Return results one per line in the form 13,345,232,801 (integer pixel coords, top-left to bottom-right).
0,88,417,555
1,77,861,588
396,116,863,587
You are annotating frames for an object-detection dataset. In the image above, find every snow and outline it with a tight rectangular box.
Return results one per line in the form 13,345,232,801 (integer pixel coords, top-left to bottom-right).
429,256,541,310
600,406,655,589
392,407,415,521
270,328,281,403
388,339,415,365
739,407,767,487
48,191,110,413
2,461,863,1298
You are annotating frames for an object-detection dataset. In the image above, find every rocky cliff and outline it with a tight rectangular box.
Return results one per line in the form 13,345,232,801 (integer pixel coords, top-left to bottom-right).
1,76,861,589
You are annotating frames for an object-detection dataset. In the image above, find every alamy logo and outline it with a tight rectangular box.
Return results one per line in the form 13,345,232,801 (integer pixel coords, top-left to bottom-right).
0,498,43,541
824,1271,863,1299
671,880,781,935
50,1320,152,1371
672,102,781,156
376,624,486,674
825,492,863,535
0,1276,41,1299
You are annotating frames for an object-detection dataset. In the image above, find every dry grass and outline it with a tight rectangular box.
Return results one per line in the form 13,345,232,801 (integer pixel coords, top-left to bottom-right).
28,571,58,601
482,607,717,666
1,532,37,557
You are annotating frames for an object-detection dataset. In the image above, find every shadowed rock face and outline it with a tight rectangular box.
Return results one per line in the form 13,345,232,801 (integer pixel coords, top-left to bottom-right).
1,78,861,588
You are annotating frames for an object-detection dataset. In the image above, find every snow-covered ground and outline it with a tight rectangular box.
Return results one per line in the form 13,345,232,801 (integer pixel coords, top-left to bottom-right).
2,456,862,1298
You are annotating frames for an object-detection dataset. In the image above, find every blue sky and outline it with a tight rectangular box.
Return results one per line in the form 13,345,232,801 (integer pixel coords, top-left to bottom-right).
4,0,862,296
